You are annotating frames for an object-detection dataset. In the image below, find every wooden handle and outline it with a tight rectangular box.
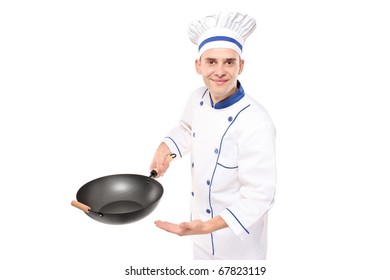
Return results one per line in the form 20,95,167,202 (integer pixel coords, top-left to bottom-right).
71,200,91,213
150,153,176,177
166,153,176,163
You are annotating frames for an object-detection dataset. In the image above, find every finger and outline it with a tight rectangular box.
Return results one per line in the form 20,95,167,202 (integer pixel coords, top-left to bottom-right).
151,160,166,178
154,220,167,227
154,159,167,178
155,220,174,230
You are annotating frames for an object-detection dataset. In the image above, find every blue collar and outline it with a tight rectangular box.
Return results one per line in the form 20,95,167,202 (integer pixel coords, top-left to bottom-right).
209,81,245,109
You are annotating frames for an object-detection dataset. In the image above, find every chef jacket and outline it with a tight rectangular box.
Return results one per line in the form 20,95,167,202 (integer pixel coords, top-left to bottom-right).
163,82,276,260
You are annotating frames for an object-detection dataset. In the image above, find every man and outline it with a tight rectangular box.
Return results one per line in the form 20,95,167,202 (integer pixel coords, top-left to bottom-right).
150,11,276,260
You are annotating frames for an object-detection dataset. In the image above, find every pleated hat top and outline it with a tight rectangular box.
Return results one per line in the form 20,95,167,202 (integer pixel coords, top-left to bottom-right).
188,11,256,57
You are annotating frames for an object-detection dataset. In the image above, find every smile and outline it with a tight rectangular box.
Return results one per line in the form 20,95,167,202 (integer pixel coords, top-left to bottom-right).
212,79,228,85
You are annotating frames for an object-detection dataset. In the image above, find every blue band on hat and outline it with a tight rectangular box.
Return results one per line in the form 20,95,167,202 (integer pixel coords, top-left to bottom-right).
198,36,242,52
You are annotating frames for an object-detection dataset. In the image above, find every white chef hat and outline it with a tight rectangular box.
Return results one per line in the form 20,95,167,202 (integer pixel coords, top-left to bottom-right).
188,11,256,57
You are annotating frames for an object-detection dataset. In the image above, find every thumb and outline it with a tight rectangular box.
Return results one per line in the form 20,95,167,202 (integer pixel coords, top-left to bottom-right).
179,222,191,229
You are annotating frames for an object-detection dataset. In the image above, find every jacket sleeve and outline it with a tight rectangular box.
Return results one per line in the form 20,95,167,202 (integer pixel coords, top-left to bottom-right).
163,95,193,158
220,117,277,240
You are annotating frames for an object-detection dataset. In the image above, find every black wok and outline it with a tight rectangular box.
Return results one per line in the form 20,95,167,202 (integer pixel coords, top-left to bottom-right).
71,154,175,225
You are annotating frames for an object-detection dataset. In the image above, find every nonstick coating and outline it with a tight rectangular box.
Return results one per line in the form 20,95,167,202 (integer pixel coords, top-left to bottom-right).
76,174,163,225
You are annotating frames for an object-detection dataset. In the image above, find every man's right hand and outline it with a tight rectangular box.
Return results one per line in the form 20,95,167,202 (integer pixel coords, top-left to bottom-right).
149,142,172,178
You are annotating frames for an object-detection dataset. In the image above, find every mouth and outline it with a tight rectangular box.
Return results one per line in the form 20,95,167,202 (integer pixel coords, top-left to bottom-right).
211,78,228,85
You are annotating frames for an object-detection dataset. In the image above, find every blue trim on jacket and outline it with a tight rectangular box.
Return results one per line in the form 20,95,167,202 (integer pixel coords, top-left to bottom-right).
164,136,183,158
207,103,251,255
208,81,245,109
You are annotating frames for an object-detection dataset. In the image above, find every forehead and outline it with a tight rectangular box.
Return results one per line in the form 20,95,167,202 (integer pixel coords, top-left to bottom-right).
201,48,240,60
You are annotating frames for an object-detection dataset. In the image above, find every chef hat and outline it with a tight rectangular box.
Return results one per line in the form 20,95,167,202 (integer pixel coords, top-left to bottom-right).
188,11,256,57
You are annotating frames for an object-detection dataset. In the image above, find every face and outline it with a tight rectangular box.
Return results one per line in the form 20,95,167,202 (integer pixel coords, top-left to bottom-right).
195,48,244,104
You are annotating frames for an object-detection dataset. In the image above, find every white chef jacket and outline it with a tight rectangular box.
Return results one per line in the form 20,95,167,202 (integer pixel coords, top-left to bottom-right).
163,82,276,260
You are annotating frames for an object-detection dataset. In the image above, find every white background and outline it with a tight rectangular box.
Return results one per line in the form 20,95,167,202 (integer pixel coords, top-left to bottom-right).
1,0,389,279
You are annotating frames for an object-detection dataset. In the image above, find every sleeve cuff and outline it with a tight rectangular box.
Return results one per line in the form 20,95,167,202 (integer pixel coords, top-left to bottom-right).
163,137,182,158
220,208,250,240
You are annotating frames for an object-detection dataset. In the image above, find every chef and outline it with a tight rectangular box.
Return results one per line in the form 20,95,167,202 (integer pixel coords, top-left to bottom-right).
150,11,277,260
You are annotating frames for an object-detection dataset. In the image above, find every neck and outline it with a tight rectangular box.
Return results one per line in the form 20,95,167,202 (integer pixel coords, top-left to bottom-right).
210,87,237,104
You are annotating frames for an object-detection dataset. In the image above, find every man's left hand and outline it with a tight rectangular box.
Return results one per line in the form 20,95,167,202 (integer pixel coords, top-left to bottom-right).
154,216,228,236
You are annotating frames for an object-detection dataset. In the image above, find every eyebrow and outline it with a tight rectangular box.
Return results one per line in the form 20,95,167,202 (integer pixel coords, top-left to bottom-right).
204,57,237,62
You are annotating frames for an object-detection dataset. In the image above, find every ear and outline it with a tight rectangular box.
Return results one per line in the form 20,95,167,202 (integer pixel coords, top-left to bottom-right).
238,59,245,75
195,59,202,74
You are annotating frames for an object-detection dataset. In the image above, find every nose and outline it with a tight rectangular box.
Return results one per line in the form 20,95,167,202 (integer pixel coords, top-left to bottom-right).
214,64,226,77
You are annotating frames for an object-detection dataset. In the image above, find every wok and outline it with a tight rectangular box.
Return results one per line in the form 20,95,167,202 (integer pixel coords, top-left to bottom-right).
71,154,175,225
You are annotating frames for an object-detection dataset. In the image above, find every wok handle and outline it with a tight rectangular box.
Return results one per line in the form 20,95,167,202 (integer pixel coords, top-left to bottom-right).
71,200,91,213
150,153,176,177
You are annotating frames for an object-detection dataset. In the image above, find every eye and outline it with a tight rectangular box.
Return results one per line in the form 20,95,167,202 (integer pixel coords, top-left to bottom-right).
226,60,235,65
